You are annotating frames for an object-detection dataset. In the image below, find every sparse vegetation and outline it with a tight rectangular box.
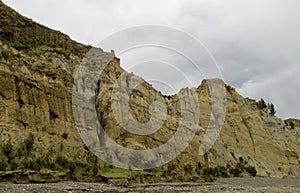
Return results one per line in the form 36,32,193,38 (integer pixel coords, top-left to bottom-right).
226,85,235,93
0,134,109,178
268,103,276,116
0,0,89,60
23,133,34,156
195,162,202,176
203,166,229,178
258,98,267,109
99,166,131,179
245,166,257,177
1,140,13,158
257,99,277,116
183,164,193,175
13,44,32,51
61,133,68,139
53,47,71,59
202,163,257,179
0,159,8,171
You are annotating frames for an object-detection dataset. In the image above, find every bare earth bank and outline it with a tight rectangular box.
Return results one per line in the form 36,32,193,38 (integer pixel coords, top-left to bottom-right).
0,177,299,193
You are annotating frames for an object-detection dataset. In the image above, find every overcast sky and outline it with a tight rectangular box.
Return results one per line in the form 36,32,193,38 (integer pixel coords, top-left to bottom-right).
3,0,300,119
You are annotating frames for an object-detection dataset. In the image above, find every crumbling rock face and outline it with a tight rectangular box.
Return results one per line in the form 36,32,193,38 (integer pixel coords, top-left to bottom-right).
0,0,299,179
94,52,300,178
0,42,86,160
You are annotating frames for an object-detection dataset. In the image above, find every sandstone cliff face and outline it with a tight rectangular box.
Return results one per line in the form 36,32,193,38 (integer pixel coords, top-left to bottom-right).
0,0,299,180
0,1,94,165
94,53,300,178
215,90,300,178
0,41,88,161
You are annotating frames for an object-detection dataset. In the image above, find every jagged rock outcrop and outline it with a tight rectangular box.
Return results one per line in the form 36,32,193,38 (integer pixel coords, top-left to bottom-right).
93,51,300,178
0,0,299,181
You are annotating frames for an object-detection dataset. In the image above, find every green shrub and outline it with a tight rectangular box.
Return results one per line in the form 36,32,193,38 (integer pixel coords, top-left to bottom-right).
203,167,216,177
219,166,230,178
226,85,235,93
161,170,168,178
0,159,8,171
9,162,18,171
92,165,98,176
49,162,57,170
167,163,176,173
183,164,193,175
201,163,256,179
268,103,276,116
55,156,71,169
69,163,76,175
13,44,31,51
202,166,228,177
61,133,68,139
257,98,267,109
24,133,34,153
245,166,257,177
1,140,13,158
20,158,45,171
230,167,242,177
54,48,71,58
87,153,98,165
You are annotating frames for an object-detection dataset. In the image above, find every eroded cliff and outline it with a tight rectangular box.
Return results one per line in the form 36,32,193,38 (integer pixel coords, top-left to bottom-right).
0,0,299,182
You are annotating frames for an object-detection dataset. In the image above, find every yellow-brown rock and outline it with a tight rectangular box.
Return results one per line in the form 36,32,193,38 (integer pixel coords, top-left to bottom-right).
0,0,299,180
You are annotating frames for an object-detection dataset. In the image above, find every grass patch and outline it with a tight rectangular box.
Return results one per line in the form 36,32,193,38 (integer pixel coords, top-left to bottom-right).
99,167,131,179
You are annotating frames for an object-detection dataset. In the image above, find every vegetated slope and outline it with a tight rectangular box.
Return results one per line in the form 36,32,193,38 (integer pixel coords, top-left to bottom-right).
0,0,299,183
0,0,89,56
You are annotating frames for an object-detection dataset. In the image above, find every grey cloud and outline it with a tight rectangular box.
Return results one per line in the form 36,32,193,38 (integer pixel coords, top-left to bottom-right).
2,0,300,118
174,0,300,118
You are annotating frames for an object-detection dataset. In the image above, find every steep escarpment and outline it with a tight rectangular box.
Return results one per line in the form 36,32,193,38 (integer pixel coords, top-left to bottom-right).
94,51,300,179
0,1,299,183
0,1,108,179
0,0,89,57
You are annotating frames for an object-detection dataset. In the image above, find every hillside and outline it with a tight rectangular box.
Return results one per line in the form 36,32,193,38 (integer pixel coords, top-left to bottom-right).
0,0,299,183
